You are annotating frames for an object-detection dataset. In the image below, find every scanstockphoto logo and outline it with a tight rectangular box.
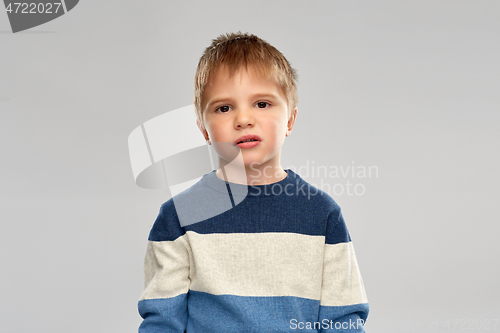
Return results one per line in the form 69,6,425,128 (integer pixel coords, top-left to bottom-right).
3,0,79,33
288,160,379,197
128,105,379,228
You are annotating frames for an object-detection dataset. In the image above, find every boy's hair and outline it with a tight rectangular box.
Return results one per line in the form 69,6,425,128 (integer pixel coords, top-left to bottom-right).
194,31,298,131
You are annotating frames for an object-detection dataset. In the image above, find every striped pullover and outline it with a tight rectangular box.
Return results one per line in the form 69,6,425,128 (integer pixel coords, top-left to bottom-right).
138,169,369,332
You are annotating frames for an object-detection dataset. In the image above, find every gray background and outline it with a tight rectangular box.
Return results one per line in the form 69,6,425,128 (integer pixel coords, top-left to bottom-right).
1,1,499,332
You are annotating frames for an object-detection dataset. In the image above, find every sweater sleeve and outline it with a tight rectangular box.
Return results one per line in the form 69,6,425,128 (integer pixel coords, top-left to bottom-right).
318,209,369,332
138,202,190,333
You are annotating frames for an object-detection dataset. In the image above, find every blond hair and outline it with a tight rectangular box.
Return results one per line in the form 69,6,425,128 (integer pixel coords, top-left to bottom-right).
194,31,298,131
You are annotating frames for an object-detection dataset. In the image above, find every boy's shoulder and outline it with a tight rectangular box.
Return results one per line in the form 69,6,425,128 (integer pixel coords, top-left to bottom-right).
149,172,216,240
148,197,183,241
285,168,342,213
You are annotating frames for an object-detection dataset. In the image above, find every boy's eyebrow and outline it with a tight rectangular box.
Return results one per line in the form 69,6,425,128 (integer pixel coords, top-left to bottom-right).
207,93,281,107
250,93,281,100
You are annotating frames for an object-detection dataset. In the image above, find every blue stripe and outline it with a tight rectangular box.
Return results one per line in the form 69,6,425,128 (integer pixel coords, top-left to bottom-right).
183,193,332,237
187,291,320,332
138,294,188,333
140,292,368,332
318,303,369,332
148,171,351,245
148,200,186,242
325,210,352,245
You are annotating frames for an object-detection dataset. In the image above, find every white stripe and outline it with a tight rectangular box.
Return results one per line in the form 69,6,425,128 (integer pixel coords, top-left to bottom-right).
141,232,367,307
320,242,368,306
186,232,325,300
140,237,190,300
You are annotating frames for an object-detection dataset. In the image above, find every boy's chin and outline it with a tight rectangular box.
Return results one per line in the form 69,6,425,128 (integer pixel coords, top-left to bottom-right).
220,159,266,170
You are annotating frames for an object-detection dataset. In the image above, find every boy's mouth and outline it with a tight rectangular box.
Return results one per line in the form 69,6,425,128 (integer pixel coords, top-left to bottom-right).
234,134,262,146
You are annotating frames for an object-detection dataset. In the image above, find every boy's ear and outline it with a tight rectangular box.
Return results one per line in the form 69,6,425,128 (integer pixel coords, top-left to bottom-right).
286,107,298,137
196,118,209,141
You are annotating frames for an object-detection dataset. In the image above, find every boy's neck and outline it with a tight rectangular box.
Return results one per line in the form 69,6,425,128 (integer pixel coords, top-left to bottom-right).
215,164,288,186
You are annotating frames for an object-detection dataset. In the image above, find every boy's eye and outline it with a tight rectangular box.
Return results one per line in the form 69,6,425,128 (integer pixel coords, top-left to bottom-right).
256,102,270,108
216,105,232,113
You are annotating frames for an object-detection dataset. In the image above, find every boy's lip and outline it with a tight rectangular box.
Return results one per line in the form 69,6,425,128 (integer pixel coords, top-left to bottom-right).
234,134,262,145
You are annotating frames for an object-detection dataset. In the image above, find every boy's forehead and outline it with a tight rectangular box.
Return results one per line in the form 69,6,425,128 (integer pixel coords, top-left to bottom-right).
209,64,270,86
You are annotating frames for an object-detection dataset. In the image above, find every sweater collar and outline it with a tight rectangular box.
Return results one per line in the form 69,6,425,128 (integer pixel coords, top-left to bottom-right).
202,168,300,197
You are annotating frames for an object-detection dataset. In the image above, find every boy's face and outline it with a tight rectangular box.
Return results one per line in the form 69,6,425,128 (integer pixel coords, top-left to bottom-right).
197,65,297,170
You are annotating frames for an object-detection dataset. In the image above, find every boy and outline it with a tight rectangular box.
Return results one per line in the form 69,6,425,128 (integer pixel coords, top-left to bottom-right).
138,32,369,332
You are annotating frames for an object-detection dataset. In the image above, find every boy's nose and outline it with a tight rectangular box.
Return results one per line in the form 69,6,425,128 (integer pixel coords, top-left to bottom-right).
234,108,255,128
